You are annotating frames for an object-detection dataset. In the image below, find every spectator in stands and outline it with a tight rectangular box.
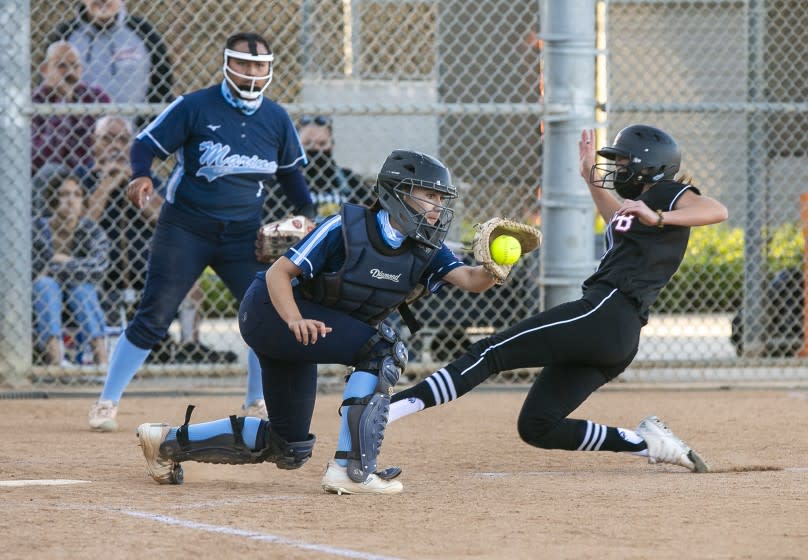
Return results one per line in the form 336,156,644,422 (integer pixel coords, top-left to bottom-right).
31,41,111,176
47,0,174,107
32,168,110,366
80,115,159,320
292,115,371,221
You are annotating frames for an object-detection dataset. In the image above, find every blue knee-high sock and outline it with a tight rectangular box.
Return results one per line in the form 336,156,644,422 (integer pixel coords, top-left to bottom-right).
99,332,150,403
244,348,263,407
335,371,378,467
165,416,262,450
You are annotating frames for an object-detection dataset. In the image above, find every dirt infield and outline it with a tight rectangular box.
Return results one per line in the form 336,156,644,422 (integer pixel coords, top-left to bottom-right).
1,388,807,559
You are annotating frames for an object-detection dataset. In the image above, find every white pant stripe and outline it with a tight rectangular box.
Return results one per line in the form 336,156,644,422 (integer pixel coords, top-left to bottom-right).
459,289,619,376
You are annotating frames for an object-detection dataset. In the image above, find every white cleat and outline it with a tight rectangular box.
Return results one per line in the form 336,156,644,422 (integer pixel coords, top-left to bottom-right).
321,461,403,495
242,399,269,420
637,415,709,473
88,399,119,432
136,423,184,484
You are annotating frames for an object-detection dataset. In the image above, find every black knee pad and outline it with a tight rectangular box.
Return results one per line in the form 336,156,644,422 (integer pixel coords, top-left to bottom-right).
260,425,316,470
354,321,408,392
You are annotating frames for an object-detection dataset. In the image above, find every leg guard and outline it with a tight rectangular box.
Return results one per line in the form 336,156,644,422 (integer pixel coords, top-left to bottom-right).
161,405,316,470
338,323,407,482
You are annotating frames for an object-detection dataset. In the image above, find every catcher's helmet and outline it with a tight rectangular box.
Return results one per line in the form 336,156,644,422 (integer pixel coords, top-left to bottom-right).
223,33,274,100
376,150,457,249
591,124,681,199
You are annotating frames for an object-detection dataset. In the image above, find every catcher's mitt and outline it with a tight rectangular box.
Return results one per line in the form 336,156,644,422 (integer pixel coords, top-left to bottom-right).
472,218,542,285
255,215,316,264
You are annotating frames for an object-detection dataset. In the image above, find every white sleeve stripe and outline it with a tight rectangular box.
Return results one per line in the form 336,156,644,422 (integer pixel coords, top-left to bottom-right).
142,131,170,157
288,247,313,271
668,184,694,210
277,154,307,169
136,96,184,156
289,215,342,267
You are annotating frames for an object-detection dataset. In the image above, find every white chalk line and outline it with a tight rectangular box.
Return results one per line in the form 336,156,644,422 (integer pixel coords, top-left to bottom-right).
0,479,91,487
475,467,808,477
164,495,304,509
108,507,405,560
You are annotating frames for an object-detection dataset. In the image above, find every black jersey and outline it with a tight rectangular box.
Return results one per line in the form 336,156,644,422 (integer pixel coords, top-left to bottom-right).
583,180,700,323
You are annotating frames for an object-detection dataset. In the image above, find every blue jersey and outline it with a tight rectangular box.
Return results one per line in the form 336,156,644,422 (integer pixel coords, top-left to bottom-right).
282,213,465,293
137,83,306,222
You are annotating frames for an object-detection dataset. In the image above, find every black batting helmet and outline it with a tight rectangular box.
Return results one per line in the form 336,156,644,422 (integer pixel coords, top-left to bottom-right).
591,124,681,199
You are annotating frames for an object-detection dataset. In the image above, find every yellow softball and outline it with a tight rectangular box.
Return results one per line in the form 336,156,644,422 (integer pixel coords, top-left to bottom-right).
490,235,521,265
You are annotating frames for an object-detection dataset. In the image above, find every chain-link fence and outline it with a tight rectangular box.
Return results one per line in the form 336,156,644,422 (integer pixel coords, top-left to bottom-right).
1,0,806,388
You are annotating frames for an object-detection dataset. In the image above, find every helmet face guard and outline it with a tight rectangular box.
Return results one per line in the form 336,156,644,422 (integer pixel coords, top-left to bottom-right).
381,177,457,248
223,48,274,100
376,150,457,249
590,125,681,200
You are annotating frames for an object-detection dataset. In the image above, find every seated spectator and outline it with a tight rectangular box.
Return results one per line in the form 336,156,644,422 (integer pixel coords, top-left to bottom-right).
31,41,111,176
264,115,371,223
298,114,372,218
32,168,110,365
80,115,159,317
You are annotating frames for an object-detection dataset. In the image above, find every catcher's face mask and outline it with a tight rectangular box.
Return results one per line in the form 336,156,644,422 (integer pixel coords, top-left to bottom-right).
223,48,274,100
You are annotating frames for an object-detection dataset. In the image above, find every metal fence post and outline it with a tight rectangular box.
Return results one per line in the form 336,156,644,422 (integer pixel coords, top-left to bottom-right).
0,0,32,384
540,0,597,308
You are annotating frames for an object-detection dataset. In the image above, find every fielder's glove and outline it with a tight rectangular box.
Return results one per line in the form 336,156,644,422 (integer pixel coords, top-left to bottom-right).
472,217,542,285
255,215,316,264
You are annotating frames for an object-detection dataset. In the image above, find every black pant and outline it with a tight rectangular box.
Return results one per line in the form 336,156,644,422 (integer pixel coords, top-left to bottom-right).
444,285,642,449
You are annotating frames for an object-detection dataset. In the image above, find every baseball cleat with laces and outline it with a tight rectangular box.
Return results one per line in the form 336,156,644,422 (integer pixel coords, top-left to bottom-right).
321,460,403,495
636,415,709,473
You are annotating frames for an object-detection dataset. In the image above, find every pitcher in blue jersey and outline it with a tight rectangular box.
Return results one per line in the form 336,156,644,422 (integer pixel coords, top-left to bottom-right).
135,149,502,494
88,32,315,431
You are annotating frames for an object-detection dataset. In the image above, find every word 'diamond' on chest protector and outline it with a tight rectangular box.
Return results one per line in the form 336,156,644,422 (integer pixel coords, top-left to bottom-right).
338,322,408,483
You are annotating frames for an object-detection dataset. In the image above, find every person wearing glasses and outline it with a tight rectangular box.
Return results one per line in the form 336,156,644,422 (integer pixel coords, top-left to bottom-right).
87,31,315,432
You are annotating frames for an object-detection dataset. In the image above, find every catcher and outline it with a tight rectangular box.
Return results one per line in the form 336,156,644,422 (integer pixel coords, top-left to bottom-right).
135,149,541,494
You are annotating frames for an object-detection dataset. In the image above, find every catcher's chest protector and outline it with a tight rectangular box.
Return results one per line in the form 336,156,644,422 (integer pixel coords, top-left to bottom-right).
301,204,435,323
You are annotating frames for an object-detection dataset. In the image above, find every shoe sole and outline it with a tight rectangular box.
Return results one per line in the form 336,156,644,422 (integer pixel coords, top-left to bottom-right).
322,482,403,495
89,420,118,432
136,425,183,485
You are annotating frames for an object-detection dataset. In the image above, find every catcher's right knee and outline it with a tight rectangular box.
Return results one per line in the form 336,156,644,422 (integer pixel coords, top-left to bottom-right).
336,323,408,482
